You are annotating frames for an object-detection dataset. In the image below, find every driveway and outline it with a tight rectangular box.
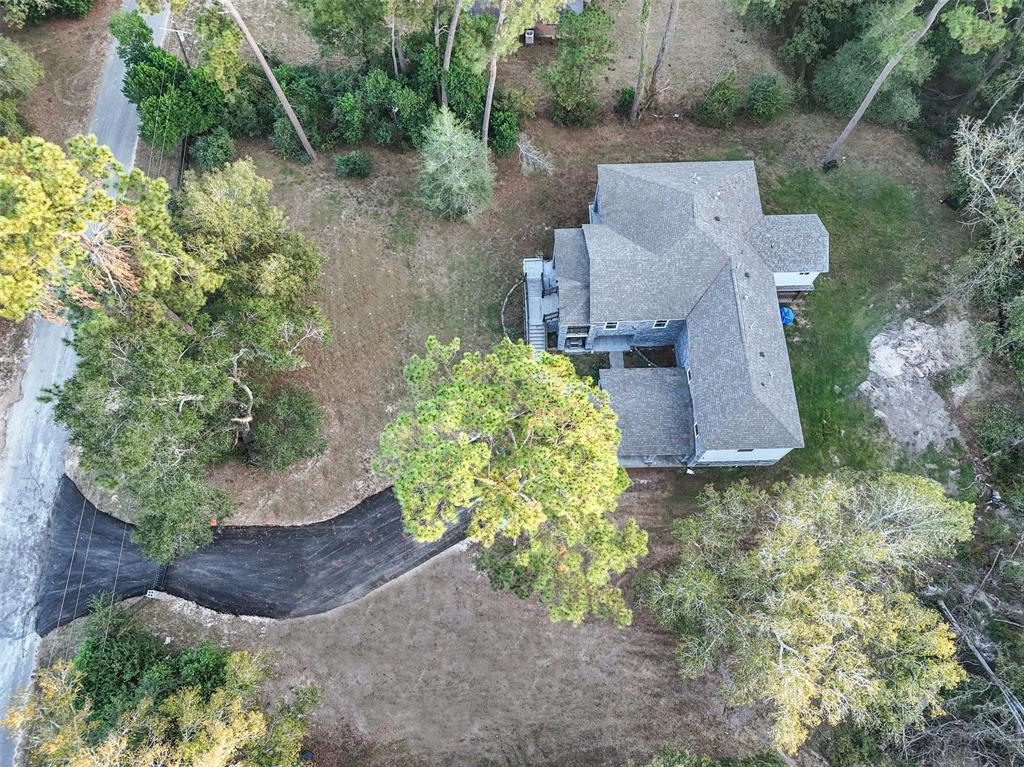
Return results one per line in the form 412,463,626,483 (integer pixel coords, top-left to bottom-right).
0,3,168,765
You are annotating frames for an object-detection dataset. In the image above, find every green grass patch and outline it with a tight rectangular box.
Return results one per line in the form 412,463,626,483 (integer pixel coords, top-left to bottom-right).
764,168,958,475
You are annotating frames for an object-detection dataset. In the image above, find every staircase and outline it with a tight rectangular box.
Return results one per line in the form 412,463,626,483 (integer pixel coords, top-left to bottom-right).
523,258,548,354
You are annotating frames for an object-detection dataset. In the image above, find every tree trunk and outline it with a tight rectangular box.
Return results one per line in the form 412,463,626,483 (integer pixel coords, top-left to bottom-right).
441,0,464,107
218,0,317,162
390,3,400,77
481,0,509,144
433,0,443,103
629,0,653,124
647,0,680,109
822,0,950,169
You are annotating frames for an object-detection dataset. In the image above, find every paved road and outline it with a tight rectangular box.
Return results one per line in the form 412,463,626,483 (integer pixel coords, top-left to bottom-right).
0,4,167,765
35,476,467,635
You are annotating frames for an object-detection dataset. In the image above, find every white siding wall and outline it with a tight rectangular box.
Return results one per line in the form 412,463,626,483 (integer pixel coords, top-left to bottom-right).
773,271,819,289
694,447,792,466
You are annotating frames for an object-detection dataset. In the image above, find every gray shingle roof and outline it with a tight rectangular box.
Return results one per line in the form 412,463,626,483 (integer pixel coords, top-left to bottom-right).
555,161,826,453
599,367,695,456
687,258,804,450
748,214,829,273
553,228,590,325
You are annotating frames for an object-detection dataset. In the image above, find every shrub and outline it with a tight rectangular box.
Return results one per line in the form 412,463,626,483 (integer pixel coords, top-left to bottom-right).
270,115,311,164
332,68,434,148
693,70,742,127
614,86,635,117
249,385,328,470
496,85,535,122
745,74,792,124
489,109,519,158
0,99,22,139
444,60,488,125
332,149,372,178
0,35,43,101
419,107,495,221
51,0,96,18
109,10,153,67
224,64,277,138
190,126,235,171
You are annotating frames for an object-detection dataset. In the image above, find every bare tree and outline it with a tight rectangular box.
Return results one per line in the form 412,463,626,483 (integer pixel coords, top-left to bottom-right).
822,0,949,168
516,132,555,175
628,0,653,124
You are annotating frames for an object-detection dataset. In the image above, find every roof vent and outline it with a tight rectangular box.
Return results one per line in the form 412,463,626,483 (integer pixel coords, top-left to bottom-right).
714,215,721,222
743,271,750,278
758,351,765,358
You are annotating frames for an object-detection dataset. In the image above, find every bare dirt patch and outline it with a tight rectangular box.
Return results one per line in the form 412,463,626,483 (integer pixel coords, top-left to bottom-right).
858,315,978,452
3,0,119,144
66,475,792,767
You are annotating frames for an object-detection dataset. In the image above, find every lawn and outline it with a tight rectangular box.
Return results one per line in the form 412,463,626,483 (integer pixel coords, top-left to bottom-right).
768,168,961,474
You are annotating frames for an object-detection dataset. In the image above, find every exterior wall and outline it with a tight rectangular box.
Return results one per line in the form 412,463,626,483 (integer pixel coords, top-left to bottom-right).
773,271,818,290
557,319,684,353
620,453,690,468
693,447,792,467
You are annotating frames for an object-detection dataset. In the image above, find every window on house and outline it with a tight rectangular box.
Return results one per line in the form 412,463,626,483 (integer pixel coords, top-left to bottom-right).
653,319,669,329
604,321,619,331
685,368,692,382
693,423,699,438
799,272,811,276
567,325,590,335
738,448,754,453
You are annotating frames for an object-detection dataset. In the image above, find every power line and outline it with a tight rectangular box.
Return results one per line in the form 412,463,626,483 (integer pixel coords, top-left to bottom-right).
47,492,87,667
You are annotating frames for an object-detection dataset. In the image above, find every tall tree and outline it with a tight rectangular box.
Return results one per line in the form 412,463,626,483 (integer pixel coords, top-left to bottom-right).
646,0,680,109
480,0,564,144
376,337,648,626
542,3,616,126
638,473,974,754
822,0,950,167
441,0,465,105
629,0,653,123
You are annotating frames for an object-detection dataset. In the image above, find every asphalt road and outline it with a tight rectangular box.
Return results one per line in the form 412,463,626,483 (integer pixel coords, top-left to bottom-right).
35,477,468,635
0,4,168,765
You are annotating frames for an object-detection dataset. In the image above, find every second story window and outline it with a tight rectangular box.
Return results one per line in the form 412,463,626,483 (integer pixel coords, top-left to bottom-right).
604,321,619,331
653,319,669,329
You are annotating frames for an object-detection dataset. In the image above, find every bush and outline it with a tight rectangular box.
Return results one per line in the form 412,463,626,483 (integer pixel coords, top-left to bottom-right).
0,99,22,139
694,70,742,128
332,149,372,178
332,68,434,148
50,0,96,18
614,86,635,117
224,64,277,138
190,126,235,171
745,74,792,124
489,109,518,158
496,85,535,122
0,35,43,101
419,107,495,221
249,385,328,470
270,114,311,164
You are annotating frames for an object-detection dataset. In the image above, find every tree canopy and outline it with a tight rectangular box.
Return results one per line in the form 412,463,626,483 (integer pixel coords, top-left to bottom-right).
376,337,648,627
638,473,974,754
29,148,328,562
3,603,316,767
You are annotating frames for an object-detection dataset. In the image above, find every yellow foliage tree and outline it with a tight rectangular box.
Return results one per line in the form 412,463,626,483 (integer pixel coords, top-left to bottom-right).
638,473,974,754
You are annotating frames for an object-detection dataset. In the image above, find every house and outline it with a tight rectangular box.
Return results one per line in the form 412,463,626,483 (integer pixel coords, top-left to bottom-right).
522,161,829,469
